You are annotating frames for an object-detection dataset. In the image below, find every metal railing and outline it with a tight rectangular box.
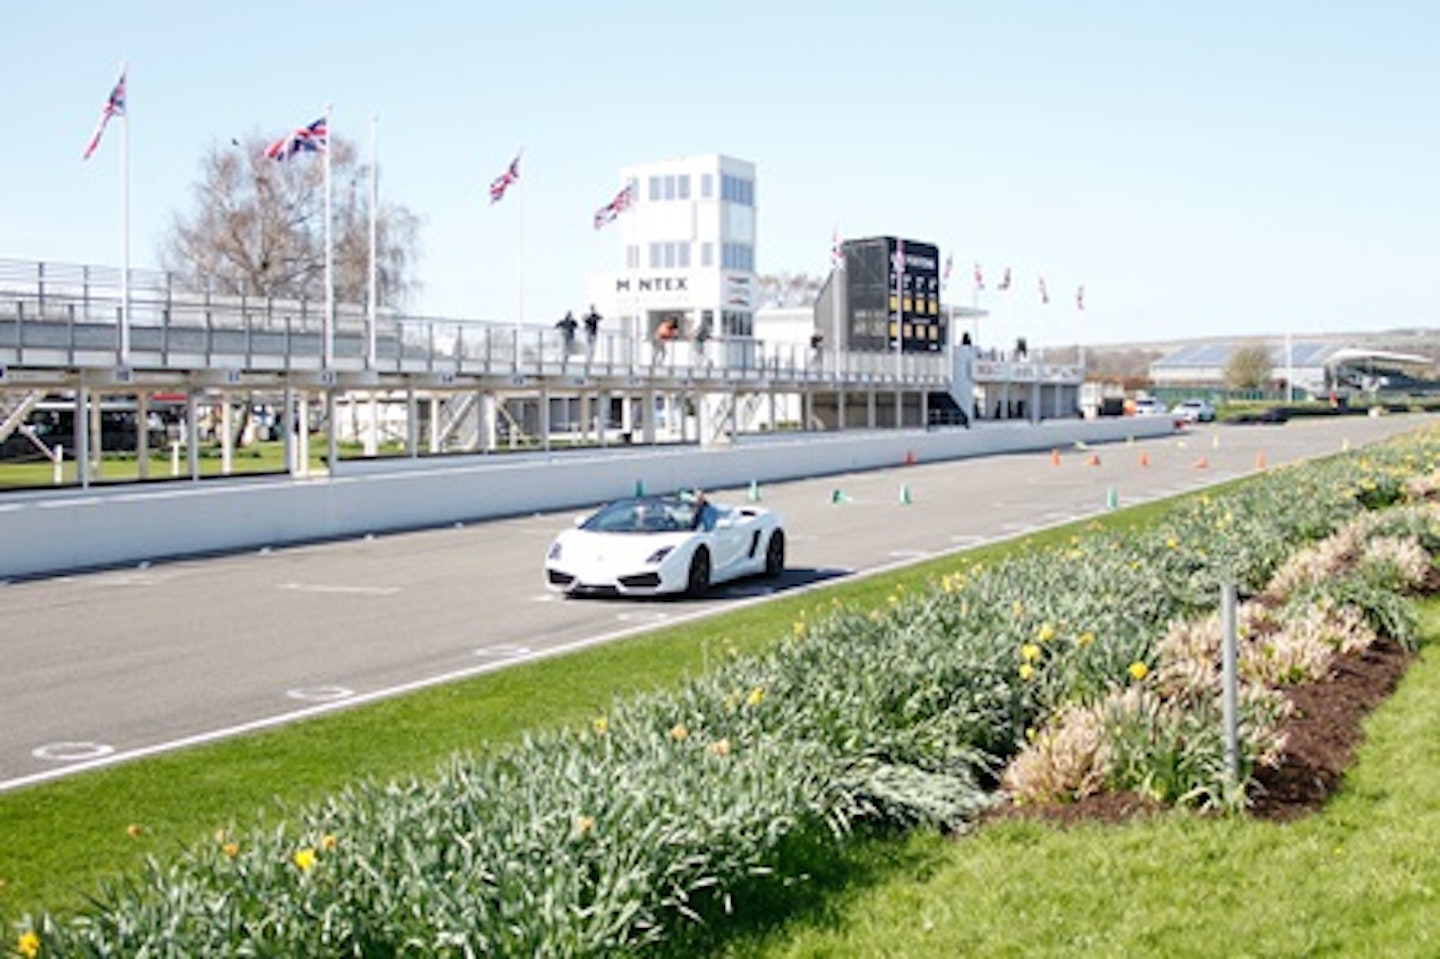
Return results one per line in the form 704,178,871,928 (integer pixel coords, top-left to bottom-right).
0,258,957,386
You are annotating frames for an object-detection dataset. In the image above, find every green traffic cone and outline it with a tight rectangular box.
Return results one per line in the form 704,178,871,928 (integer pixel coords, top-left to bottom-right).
831,488,849,504
634,479,646,496
1106,486,1118,510
899,483,912,505
748,479,761,502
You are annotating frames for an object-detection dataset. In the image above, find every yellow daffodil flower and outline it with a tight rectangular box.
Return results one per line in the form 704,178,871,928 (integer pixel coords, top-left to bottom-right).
293,847,317,872
1128,661,1150,681
18,931,41,959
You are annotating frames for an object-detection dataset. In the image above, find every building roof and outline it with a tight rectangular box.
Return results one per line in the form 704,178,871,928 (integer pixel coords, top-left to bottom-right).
1153,341,1432,371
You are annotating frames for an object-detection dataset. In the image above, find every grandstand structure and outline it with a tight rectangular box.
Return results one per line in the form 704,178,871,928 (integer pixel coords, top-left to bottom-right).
1149,340,1435,397
0,258,1084,488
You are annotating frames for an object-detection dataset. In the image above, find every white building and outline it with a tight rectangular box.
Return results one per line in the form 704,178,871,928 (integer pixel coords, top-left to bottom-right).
587,154,758,351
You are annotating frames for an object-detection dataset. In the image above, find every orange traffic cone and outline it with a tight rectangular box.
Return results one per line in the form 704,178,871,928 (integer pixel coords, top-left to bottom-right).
1051,448,1061,466
1193,456,1209,470
1256,450,1267,471
1139,452,1150,468
904,449,917,466
1086,454,1101,467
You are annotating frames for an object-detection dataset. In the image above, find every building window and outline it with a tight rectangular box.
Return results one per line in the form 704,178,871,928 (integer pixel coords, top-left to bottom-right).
648,176,661,201
626,245,639,269
701,174,713,199
663,242,676,268
722,243,754,271
721,175,754,207
701,242,713,266
649,243,661,269
722,311,753,337
678,243,690,268
664,175,676,200
678,175,690,200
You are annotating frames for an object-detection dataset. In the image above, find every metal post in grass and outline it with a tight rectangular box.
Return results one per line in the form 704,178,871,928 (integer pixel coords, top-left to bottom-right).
1221,582,1240,785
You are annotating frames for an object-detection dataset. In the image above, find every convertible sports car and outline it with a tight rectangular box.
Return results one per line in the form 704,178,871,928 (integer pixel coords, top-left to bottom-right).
545,493,785,597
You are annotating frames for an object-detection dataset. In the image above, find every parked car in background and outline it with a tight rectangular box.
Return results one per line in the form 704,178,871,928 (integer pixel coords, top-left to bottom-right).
1132,397,1168,417
1171,399,1216,423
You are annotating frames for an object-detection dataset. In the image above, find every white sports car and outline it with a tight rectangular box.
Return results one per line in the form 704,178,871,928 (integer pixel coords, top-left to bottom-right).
545,494,785,597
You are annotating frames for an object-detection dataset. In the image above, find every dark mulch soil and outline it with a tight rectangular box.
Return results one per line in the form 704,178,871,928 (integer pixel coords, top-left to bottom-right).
982,637,1416,827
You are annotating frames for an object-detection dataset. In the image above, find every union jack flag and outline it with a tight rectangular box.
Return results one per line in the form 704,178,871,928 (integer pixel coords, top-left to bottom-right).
831,228,844,270
264,116,328,161
973,262,984,291
489,152,521,203
1076,284,1086,310
941,253,953,288
82,69,126,160
593,182,635,229
998,266,1012,291
1038,276,1050,305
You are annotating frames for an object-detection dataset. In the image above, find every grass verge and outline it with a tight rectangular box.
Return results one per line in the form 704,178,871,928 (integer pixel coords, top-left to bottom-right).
712,599,1440,958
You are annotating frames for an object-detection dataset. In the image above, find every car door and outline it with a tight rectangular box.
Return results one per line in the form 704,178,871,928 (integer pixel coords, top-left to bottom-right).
706,507,752,578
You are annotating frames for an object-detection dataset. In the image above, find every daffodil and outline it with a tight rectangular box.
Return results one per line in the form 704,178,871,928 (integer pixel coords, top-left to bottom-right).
710,738,732,757
575,815,596,836
1036,623,1056,643
1077,631,1096,648
18,931,41,959
1128,661,1150,682
746,687,766,708
669,723,689,741
592,716,609,736
293,847,317,872
1019,663,1035,681
1020,643,1042,663
222,842,241,858
321,834,338,851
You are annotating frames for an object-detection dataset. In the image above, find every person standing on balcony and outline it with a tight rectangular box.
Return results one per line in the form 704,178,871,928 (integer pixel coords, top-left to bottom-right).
556,310,578,364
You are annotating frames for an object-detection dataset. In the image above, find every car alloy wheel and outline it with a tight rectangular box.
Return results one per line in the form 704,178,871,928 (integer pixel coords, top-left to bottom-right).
687,547,711,597
764,530,785,577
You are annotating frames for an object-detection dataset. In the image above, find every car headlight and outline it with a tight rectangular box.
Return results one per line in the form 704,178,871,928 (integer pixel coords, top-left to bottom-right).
547,541,563,561
645,546,674,564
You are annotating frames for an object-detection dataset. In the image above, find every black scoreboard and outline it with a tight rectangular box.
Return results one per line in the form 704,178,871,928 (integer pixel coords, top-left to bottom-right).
840,237,944,353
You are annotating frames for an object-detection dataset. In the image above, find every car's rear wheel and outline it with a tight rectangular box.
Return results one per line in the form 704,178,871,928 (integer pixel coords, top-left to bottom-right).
763,530,785,578
686,548,711,597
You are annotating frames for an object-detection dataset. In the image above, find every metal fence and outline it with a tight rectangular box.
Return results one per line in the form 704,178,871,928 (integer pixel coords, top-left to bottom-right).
0,258,957,385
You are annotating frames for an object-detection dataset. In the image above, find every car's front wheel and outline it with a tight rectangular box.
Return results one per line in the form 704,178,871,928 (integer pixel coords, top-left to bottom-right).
763,530,785,578
686,547,711,597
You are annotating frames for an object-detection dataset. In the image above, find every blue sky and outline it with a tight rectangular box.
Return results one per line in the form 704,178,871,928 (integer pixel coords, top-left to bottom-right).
3,1,1436,348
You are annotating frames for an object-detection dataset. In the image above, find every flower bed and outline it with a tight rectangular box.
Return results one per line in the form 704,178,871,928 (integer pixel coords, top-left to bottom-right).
13,429,1440,956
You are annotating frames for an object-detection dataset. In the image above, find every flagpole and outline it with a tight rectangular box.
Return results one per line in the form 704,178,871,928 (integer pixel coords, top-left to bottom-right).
515,159,524,366
119,60,131,365
323,102,334,368
367,112,378,369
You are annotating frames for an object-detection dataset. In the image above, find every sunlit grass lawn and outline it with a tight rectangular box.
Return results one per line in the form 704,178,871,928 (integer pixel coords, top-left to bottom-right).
0,440,319,489
717,601,1440,959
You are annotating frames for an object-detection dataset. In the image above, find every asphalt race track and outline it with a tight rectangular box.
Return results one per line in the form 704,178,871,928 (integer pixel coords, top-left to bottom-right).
1,414,1431,790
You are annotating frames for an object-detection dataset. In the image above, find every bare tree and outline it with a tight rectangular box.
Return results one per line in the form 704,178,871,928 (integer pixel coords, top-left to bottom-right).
1225,344,1274,390
161,134,421,309
758,272,824,308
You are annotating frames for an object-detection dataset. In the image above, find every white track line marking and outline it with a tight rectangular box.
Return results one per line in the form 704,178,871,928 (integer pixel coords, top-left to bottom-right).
276,583,401,596
286,686,356,703
32,741,115,763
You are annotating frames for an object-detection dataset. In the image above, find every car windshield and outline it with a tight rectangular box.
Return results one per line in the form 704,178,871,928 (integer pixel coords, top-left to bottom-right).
580,497,700,533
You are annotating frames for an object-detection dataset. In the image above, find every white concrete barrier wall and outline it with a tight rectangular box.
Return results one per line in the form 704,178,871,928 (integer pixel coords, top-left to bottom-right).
0,419,1171,579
